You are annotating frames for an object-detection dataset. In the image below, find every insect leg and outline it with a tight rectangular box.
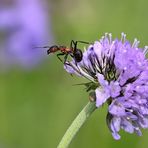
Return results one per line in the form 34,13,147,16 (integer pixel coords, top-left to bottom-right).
70,40,76,48
57,53,71,67
70,40,77,52
69,40,75,52
57,53,65,63
64,53,77,68
76,41,90,44
70,40,91,53
64,54,69,64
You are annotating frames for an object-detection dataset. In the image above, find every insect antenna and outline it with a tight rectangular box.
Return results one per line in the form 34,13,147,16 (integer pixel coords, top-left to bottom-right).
33,46,50,49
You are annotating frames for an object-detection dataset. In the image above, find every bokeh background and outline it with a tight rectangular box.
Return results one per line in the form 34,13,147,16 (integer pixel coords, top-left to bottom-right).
1,0,148,148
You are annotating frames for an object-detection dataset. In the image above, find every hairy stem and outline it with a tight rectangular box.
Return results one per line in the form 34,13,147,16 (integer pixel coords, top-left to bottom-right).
57,101,96,148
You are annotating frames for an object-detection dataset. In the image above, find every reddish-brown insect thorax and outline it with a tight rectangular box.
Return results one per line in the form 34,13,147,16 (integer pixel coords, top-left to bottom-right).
60,46,72,53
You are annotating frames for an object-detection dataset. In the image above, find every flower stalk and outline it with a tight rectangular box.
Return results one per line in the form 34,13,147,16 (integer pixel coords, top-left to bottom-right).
57,101,96,148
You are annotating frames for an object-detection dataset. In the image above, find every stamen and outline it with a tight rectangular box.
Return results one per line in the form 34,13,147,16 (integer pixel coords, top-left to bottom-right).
84,47,87,52
126,108,133,112
109,33,112,44
138,100,142,104
121,32,126,43
143,46,148,56
137,61,142,66
100,36,105,43
135,127,140,131
110,41,115,49
129,109,133,112
132,38,140,48
105,32,108,38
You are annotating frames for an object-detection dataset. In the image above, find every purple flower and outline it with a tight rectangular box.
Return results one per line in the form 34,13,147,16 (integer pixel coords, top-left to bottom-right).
64,33,148,140
0,0,53,70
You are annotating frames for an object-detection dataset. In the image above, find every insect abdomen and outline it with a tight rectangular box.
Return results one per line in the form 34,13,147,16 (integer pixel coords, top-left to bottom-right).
74,49,83,62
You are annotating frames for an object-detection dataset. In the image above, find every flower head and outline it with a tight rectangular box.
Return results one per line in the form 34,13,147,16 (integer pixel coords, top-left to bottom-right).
64,33,148,140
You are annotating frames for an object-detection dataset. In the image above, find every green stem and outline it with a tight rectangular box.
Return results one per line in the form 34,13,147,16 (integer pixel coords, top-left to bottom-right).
57,101,97,148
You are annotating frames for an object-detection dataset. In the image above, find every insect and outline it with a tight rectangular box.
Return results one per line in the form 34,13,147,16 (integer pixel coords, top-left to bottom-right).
40,40,90,64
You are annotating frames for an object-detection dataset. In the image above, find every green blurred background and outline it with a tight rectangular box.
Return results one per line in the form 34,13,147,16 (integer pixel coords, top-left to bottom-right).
1,0,148,147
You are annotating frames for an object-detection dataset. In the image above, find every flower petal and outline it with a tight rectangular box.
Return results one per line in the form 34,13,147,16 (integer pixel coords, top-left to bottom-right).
110,117,121,140
95,88,110,107
109,101,126,116
121,119,134,133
